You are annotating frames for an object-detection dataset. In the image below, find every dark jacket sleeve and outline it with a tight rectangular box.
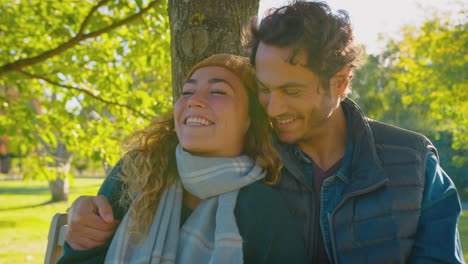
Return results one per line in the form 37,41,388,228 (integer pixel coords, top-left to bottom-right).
57,159,129,264
96,159,128,221
58,242,110,264
408,153,464,263
236,182,309,264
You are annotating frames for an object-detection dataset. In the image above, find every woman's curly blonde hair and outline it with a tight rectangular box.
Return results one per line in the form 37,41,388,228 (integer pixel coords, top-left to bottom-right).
118,61,281,235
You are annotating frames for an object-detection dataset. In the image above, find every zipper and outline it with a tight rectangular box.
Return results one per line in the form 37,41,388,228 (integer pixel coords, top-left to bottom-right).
328,178,389,263
312,190,319,263
327,213,334,263
320,176,336,263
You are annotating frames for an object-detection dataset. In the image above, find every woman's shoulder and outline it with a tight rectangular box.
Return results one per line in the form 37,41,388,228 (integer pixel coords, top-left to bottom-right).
235,181,298,230
237,181,286,212
235,182,308,264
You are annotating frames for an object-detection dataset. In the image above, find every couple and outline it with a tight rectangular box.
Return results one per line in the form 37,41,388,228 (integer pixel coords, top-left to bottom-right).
61,54,307,263
60,1,464,263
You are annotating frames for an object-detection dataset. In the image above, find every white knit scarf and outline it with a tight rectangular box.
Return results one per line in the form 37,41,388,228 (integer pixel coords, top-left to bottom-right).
105,144,266,264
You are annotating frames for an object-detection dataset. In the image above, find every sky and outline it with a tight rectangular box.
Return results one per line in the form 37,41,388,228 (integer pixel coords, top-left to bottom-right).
258,0,464,54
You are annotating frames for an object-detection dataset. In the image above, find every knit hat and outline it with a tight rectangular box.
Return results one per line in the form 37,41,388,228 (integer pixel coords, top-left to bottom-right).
186,54,256,91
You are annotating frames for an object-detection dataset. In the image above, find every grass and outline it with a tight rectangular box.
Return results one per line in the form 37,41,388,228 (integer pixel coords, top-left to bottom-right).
0,177,103,264
460,210,468,261
0,178,467,263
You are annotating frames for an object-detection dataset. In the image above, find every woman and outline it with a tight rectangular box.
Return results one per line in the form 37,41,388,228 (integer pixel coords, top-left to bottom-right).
58,54,307,264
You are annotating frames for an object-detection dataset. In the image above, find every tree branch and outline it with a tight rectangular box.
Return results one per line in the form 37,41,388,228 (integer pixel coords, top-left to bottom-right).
0,0,159,75
18,70,151,119
77,0,111,36
81,0,159,39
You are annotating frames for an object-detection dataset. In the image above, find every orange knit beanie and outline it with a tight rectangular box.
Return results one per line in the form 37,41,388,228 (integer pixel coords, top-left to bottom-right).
186,54,256,91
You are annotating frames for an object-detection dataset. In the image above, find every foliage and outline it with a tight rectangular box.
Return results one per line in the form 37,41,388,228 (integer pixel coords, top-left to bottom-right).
460,210,468,261
352,42,399,122
394,14,467,166
430,131,467,187
352,9,467,182
0,0,172,180
460,188,468,202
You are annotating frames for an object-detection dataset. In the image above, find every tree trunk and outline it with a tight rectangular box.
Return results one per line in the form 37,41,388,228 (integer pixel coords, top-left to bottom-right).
49,176,69,202
48,142,72,202
168,0,259,99
0,136,11,174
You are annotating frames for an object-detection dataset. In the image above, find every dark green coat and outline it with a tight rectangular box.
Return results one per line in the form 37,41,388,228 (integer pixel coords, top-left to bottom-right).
58,162,308,264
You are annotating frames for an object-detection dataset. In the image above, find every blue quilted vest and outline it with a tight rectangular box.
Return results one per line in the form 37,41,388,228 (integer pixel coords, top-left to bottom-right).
273,99,436,263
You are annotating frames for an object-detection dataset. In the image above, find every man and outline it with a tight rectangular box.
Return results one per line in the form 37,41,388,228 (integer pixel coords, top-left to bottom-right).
63,1,464,263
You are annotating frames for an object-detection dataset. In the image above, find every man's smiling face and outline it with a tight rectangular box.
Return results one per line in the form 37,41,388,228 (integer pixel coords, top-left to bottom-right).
255,42,343,145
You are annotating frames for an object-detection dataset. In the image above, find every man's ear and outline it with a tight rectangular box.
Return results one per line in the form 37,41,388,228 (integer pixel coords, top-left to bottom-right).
331,66,351,96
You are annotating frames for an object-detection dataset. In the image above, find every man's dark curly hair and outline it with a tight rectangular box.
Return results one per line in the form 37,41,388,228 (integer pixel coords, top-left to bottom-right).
244,0,360,90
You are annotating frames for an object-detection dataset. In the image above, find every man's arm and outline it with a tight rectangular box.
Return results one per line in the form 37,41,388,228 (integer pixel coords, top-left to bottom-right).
57,159,128,263
409,153,465,263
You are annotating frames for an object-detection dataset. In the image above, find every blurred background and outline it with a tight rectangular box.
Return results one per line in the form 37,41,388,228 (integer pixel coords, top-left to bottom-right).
0,0,466,262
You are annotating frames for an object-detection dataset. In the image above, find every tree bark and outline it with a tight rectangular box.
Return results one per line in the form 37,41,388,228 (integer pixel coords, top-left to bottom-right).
48,142,72,202
49,176,69,202
168,0,259,99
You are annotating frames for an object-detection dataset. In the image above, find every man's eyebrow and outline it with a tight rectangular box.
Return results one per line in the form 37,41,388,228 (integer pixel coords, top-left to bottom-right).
208,78,233,89
277,82,307,89
255,78,306,90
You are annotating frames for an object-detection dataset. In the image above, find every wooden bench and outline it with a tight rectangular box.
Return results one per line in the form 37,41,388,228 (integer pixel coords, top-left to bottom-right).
44,213,68,264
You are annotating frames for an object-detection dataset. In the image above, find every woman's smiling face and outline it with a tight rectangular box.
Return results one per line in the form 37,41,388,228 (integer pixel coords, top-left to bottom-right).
174,66,250,157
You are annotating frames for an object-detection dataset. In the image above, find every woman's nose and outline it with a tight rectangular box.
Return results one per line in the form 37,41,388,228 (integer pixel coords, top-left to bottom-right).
187,90,207,109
